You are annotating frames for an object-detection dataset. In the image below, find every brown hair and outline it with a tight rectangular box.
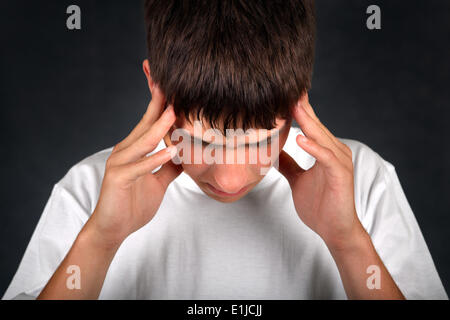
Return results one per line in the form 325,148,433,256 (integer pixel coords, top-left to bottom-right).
144,0,316,131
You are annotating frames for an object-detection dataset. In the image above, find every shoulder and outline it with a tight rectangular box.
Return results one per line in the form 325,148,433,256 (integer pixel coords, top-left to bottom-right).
338,137,393,170
55,146,114,215
337,136,396,188
58,146,113,190
337,136,399,221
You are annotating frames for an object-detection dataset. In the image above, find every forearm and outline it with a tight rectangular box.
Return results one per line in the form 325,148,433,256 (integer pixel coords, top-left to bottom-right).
326,225,405,300
37,220,121,300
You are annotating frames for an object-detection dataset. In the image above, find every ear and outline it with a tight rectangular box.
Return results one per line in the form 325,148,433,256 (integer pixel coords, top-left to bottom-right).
142,59,155,92
143,59,172,146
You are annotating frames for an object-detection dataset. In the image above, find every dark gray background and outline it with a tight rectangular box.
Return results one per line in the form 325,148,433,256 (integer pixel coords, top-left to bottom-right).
1,0,449,297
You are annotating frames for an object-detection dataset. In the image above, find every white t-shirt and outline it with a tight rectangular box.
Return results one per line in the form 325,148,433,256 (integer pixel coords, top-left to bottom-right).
2,127,448,300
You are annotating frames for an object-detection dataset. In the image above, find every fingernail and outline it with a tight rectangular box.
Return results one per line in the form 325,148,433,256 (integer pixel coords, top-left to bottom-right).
165,104,174,113
298,135,308,144
166,145,177,158
163,104,175,118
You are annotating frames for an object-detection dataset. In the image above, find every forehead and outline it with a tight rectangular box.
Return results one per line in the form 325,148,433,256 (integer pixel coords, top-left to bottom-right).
174,116,287,137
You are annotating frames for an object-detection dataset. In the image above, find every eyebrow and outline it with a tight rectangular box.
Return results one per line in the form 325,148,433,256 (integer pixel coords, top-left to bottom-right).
183,122,286,148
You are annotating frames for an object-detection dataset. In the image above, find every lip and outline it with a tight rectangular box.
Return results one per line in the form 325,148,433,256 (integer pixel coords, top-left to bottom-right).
205,183,249,197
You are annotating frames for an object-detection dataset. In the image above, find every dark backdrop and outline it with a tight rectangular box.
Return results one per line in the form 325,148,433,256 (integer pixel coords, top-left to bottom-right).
1,0,449,296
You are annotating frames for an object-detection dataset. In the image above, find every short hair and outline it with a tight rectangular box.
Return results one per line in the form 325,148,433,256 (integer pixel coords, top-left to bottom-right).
144,0,316,131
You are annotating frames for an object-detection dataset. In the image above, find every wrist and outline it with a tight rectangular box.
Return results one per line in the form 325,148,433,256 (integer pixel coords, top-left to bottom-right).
78,218,124,254
324,220,370,256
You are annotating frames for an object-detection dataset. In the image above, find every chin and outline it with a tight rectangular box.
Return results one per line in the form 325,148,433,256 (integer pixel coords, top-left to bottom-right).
203,189,251,203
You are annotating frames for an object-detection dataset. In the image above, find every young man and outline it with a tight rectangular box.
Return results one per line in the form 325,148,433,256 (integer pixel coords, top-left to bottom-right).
3,0,447,300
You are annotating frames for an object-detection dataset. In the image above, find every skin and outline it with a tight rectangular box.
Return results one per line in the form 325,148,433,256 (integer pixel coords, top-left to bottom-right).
165,115,291,203
37,60,405,300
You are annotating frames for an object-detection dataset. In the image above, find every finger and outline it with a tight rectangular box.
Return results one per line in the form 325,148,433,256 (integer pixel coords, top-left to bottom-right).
293,101,350,164
296,134,342,173
301,94,352,160
293,103,334,150
154,160,184,189
277,150,305,186
122,145,178,182
112,105,176,165
113,85,167,153
145,85,169,124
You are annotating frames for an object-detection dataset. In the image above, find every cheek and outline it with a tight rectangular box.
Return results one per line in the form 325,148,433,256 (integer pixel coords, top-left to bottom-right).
247,163,265,180
181,162,210,179
250,131,289,175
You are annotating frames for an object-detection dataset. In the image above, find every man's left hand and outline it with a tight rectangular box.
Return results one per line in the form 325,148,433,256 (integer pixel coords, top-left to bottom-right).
278,93,366,251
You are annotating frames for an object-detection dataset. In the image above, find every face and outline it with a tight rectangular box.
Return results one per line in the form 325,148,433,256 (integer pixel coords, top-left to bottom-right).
142,59,292,202
166,115,292,203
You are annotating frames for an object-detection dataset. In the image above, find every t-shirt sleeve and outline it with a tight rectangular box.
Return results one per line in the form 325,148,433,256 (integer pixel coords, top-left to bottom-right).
355,148,448,299
2,183,89,300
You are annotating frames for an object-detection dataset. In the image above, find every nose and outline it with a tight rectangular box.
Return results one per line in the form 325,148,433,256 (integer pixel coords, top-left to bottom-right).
212,164,248,194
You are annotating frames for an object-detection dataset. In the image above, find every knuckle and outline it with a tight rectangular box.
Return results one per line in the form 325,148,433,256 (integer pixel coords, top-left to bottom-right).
105,156,115,169
106,152,122,169
341,143,352,155
106,167,124,184
302,118,315,134
322,148,335,161
337,141,352,158
346,146,353,157
141,133,158,151
146,157,158,171
111,143,120,154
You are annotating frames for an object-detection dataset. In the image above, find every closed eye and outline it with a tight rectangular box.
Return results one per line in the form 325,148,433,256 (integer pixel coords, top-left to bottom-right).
197,136,272,148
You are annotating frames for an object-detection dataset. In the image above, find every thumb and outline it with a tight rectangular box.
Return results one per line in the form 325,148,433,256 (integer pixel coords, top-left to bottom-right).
155,160,184,189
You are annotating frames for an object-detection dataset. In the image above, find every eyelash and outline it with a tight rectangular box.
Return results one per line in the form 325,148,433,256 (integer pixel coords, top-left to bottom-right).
199,139,271,148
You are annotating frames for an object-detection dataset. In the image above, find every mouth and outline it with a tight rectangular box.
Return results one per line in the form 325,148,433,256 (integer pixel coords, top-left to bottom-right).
205,183,249,198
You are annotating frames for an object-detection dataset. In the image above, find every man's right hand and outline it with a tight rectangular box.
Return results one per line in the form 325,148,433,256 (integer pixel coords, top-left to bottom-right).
85,85,182,249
